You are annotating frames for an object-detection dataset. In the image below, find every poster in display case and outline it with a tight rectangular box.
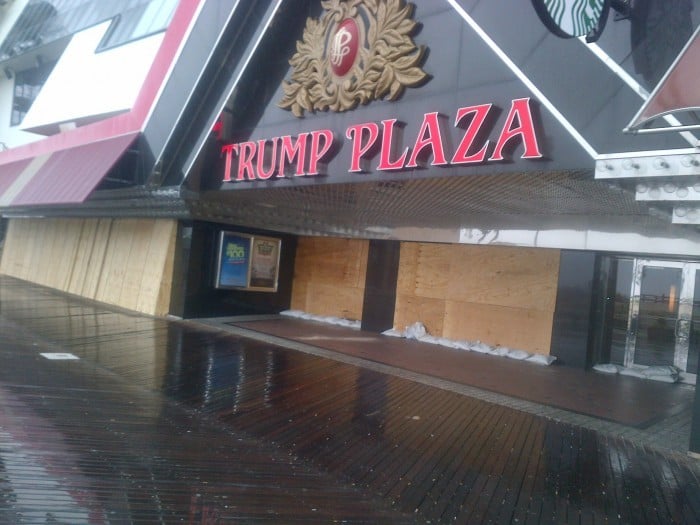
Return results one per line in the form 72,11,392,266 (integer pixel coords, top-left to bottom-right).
215,231,280,292
249,236,281,291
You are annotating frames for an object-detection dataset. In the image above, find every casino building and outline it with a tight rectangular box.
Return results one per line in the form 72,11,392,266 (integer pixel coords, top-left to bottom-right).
1,0,700,449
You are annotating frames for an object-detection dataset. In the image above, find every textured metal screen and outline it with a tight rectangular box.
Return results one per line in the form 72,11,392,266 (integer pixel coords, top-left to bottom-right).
188,170,661,238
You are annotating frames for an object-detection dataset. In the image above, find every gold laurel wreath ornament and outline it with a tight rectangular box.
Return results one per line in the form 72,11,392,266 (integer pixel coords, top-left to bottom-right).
279,0,428,117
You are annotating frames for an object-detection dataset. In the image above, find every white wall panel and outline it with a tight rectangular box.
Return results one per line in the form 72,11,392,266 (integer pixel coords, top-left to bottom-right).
20,21,163,135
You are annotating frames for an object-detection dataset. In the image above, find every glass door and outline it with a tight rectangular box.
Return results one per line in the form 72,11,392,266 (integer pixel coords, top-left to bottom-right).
625,260,700,379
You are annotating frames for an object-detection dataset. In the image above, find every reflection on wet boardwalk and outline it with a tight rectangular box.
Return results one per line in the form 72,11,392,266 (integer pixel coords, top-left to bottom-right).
1,276,700,523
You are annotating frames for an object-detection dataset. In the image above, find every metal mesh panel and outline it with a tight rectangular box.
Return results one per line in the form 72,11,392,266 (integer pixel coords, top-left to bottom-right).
189,170,663,237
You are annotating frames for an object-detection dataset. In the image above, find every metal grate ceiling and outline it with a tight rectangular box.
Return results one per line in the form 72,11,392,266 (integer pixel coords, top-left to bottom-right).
188,170,668,238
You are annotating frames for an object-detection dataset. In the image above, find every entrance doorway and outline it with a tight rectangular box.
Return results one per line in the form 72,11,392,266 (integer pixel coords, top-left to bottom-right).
602,258,700,383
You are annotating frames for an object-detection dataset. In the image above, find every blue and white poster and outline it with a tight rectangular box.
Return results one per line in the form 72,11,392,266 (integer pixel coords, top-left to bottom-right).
216,232,251,288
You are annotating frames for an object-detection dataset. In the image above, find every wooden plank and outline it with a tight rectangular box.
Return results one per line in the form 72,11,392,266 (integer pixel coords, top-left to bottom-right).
10,219,33,279
19,219,40,281
426,401,508,521
396,242,419,296
447,245,560,311
95,219,134,306
33,218,54,286
393,242,559,351
291,236,368,319
295,237,368,287
0,219,23,276
443,300,555,354
374,390,464,501
334,380,431,487
290,278,309,311
459,410,539,523
393,293,445,336
150,220,178,316
22,219,41,281
305,374,405,469
396,398,491,511
53,219,83,291
119,219,155,312
508,421,549,525
67,219,97,295
306,282,364,320
413,242,451,299
18,219,39,280
82,219,113,299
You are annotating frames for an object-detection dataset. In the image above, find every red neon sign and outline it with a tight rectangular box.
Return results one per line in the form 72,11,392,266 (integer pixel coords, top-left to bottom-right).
220,98,542,182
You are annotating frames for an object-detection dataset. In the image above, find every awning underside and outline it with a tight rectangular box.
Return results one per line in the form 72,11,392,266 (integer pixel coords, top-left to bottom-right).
0,132,139,207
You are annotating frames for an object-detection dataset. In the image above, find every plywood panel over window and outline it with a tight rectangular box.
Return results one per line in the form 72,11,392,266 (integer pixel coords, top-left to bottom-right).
394,242,561,355
291,237,369,321
0,218,177,316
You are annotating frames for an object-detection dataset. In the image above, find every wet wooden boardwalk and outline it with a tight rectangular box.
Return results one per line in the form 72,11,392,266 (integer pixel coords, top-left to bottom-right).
1,276,700,523
230,317,694,428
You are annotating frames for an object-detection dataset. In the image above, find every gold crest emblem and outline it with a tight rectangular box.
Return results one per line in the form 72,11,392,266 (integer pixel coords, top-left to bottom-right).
279,0,428,117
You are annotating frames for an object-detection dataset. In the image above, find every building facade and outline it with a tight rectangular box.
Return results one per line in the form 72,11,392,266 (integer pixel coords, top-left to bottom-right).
1,0,700,450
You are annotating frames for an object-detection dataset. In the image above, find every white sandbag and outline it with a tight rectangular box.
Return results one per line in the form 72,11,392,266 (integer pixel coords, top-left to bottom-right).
405,322,427,340
593,363,621,374
382,328,403,337
489,347,510,357
619,367,647,378
642,365,679,378
526,354,557,366
646,374,679,383
436,337,460,348
506,349,530,360
470,342,493,354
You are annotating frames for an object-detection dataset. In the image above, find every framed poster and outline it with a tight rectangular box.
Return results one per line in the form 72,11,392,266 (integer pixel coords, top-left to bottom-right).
249,236,281,291
215,231,281,292
215,232,252,289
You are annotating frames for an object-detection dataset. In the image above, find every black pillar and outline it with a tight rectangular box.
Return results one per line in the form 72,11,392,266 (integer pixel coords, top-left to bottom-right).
550,250,597,368
361,240,400,333
690,380,700,454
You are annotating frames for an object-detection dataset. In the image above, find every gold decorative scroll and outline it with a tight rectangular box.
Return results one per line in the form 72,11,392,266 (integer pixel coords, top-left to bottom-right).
279,0,428,117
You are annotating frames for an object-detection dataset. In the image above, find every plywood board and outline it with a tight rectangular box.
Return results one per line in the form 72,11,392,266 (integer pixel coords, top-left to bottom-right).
393,294,446,337
20,220,40,281
1,217,177,317
139,219,177,316
393,241,560,353
292,236,368,320
413,243,452,299
68,219,99,295
396,242,419,296
290,279,309,311
447,244,560,311
444,300,554,354
295,237,368,288
96,219,136,306
53,219,83,291
304,282,364,320
0,219,23,275
119,219,155,312
82,219,113,299
11,220,34,279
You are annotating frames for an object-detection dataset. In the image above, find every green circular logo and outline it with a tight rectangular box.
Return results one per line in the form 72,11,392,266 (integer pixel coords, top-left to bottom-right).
532,0,610,39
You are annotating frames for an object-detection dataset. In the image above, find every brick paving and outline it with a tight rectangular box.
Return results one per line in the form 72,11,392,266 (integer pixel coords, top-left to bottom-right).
1,276,700,523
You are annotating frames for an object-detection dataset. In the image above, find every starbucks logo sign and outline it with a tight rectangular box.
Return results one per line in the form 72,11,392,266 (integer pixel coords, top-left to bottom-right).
532,0,610,41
